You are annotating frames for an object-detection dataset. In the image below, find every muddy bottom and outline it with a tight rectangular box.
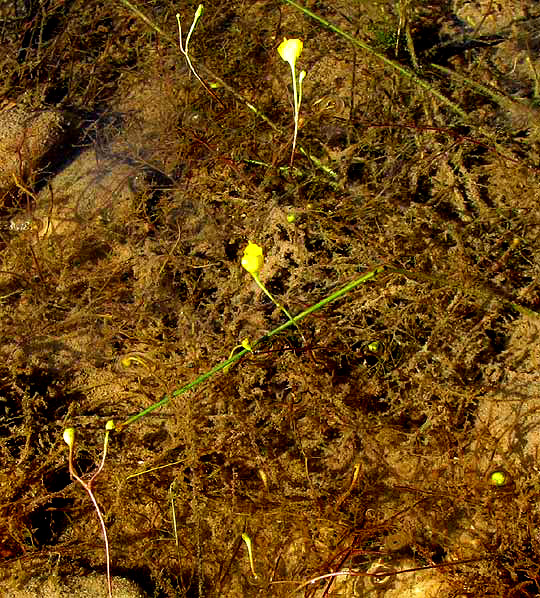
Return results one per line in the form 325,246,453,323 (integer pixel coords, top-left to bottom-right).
1,1,540,597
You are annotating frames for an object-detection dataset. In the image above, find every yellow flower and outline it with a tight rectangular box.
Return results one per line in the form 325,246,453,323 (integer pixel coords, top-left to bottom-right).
277,38,303,68
241,242,264,275
489,470,507,487
63,427,75,448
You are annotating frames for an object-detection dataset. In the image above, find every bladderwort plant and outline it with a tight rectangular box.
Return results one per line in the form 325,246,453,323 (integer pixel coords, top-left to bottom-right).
113,244,540,432
63,420,115,598
115,260,386,431
225,241,301,370
277,37,306,166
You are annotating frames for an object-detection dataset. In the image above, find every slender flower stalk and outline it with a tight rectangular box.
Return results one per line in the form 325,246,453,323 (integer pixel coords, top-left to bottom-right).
63,421,115,598
241,242,299,330
277,38,306,166
176,5,205,87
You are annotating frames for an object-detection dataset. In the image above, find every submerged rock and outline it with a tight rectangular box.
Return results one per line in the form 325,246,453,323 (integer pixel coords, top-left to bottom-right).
4,571,148,598
0,105,76,196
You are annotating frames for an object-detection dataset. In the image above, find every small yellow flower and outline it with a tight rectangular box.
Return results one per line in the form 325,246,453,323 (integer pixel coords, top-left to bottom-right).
278,38,303,68
241,242,264,275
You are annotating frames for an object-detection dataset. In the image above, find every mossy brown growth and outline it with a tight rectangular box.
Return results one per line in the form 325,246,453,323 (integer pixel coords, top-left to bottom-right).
1,1,540,597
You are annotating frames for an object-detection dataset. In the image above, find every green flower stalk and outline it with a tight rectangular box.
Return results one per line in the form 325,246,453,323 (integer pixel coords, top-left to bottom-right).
241,242,298,331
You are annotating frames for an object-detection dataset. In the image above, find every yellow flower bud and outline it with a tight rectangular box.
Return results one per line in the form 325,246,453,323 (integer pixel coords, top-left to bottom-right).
241,242,264,275
489,470,507,487
277,38,303,68
63,427,75,448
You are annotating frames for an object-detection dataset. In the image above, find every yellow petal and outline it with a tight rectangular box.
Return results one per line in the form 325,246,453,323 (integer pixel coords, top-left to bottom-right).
63,427,75,448
241,242,264,275
277,38,303,67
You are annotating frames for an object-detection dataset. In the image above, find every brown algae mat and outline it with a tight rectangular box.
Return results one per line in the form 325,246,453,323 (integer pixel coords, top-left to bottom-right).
1,0,540,596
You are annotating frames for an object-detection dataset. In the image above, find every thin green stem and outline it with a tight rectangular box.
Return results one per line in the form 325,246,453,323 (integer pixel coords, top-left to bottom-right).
386,266,540,319
252,272,298,331
281,0,467,120
184,5,203,52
